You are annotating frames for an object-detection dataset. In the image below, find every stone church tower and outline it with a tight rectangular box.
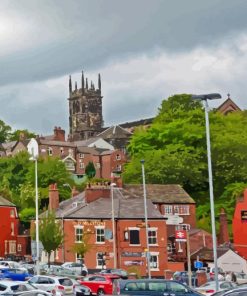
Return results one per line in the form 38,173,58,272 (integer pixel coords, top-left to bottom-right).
68,71,103,141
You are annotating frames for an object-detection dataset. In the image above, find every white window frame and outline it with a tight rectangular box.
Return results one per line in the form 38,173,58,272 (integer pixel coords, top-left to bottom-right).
175,224,191,231
74,226,84,243
96,162,101,169
95,226,105,244
76,253,84,262
79,162,85,169
116,164,122,171
79,153,84,159
96,252,105,269
174,205,190,215
149,252,159,271
9,241,16,254
128,227,141,246
11,222,14,236
10,209,15,218
116,154,121,160
164,205,173,215
48,147,53,156
17,244,22,252
148,227,158,246
60,147,64,155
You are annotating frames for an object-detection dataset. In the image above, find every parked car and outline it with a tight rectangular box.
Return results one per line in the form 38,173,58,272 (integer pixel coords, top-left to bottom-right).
99,269,128,279
172,271,198,287
28,275,74,295
0,268,32,281
213,286,247,295
195,281,237,296
61,262,88,276
73,283,91,296
235,272,247,284
0,261,27,271
0,280,49,295
77,274,120,295
119,279,202,296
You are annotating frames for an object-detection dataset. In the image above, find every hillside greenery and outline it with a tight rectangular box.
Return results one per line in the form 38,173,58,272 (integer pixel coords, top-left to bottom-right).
123,94,247,233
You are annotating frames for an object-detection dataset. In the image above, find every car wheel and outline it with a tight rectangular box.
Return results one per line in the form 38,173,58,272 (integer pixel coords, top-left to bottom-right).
97,289,105,296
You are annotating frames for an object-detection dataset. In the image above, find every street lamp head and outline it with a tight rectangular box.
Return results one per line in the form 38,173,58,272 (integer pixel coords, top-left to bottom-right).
191,93,222,101
110,183,116,187
140,159,145,164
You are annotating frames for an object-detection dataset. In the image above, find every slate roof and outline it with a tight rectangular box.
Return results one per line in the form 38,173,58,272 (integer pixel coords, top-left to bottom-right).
38,139,76,147
66,191,163,220
123,184,195,204
2,141,17,150
97,125,132,139
74,137,101,147
190,247,230,261
76,146,108,155
0,196,16,207
119,118,154,129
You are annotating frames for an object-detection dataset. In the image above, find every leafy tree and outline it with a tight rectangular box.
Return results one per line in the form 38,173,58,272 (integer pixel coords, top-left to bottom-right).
9,129,36,141
19,208,36,228
85,161,96,179
123,94,247,229
0,119,11,143
37,211,63,267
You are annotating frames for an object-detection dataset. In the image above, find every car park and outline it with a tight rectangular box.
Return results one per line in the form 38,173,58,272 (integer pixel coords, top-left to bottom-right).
195,281,237,296
99,269,128,279
119,279,202,296
28,275,74,295
0,280,48,295
77,274,120,295
0,268,32,281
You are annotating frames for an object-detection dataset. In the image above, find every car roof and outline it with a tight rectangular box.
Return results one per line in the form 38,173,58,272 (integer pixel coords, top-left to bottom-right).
0,280,27,286
33,275,71,280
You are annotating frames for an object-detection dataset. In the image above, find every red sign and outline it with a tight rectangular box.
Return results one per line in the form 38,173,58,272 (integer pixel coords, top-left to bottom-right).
175,230,186,239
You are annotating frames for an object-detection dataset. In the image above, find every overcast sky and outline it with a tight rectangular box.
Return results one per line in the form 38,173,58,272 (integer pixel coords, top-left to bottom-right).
1,0,247,135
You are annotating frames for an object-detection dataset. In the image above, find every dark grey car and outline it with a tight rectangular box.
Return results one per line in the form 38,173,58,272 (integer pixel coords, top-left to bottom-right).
119,279,202,296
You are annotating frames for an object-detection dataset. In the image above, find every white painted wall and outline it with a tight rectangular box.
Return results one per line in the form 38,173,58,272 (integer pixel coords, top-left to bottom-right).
217,250,247,273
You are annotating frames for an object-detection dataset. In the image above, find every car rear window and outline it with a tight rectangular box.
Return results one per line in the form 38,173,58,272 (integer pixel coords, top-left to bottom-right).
59,278,73,286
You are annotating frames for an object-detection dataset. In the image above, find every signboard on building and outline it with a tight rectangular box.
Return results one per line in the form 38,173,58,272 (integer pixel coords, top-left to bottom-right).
241,210,247,223
121,252,143,257
166,215,183,225
175,230,187,242
124,260,144,266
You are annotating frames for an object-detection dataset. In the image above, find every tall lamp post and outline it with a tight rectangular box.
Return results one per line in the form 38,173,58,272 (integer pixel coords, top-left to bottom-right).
191,93,221,291
27,138,39,275
141,160,151,279
111,183,117,268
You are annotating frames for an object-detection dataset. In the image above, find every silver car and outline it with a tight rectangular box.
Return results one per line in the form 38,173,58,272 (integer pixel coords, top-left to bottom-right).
0,280,49,295
28,275,74,295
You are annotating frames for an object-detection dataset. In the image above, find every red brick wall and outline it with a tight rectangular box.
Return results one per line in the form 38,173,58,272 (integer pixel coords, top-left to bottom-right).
39,144,75,159
0,206,19,258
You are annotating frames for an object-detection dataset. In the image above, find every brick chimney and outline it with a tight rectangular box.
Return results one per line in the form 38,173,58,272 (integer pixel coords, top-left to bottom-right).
85,184,111,203
218,208,230,245
72,186,79,197
53,126,65,141
49,183,59,211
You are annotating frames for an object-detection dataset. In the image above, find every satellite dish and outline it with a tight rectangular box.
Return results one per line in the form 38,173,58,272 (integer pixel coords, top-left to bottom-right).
27,138,39,160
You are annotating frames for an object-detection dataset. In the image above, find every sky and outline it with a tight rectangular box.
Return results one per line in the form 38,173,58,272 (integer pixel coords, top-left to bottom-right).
1,0,247,135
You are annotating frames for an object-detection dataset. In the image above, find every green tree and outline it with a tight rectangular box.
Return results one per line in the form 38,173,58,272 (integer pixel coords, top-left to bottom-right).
0,119,11,143
123,94,247,229
37,211,63,267
9,129,36,141
85,161,96,179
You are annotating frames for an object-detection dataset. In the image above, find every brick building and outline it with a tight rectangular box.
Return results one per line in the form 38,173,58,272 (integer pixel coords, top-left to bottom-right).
45,184,168,277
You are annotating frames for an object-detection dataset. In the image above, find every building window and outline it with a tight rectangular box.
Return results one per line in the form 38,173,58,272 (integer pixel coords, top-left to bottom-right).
167,243,173,254
60,147,64,155
150,253,159,270
10,209,15,218
17,244,22,252
148,228,157,245
76,253,84,263
48,147,53,156
116,165,122,172
96,227,105,244
175,224,190,231
129,228,140,245
116,154,121,160
11,222,14,236
164,205,173,215
96,162,101,169
9,241,16,254
79,162,85,169
79,153,84,159
75,226,83,242
174,205,190,215
96,252,105,268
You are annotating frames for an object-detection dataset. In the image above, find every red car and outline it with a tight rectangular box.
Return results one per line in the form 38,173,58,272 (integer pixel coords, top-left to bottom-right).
77,274,120,295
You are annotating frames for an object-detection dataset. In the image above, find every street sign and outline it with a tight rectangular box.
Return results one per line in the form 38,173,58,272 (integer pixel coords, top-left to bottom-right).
175,230,187,242
194,261,203,269
166,215,183,225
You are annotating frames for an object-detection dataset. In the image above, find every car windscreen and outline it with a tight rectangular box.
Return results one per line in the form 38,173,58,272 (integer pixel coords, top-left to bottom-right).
58,278,73,286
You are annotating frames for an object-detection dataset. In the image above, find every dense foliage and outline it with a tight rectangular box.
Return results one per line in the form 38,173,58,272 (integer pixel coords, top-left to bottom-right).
123,94,247,231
